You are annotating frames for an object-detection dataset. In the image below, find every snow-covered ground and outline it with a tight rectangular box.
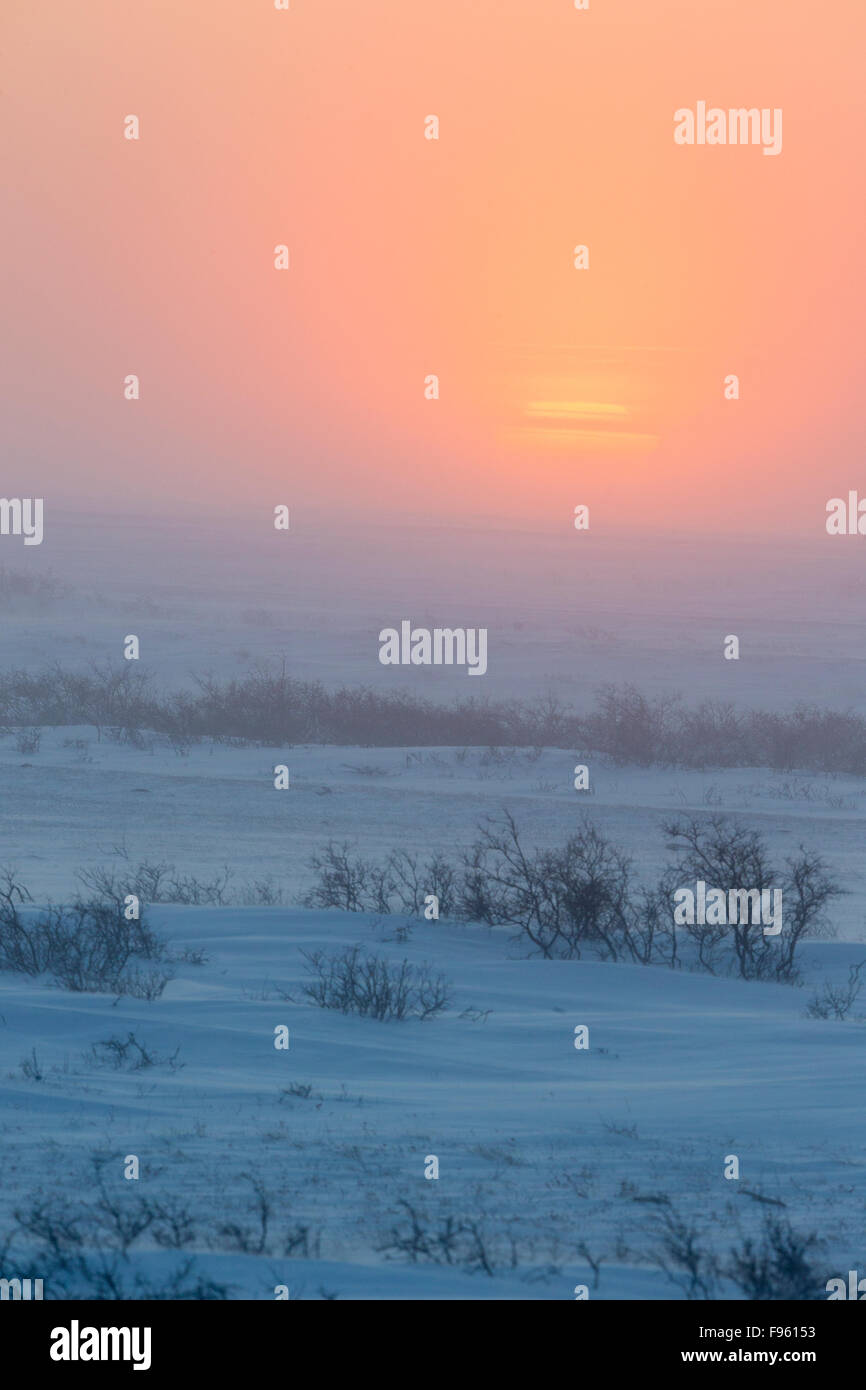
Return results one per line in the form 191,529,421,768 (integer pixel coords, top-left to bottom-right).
1,520,864,1299
2,729,864,937
2,903,864,1300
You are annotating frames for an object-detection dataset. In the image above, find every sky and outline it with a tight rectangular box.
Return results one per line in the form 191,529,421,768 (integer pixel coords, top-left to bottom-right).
3,0,864,534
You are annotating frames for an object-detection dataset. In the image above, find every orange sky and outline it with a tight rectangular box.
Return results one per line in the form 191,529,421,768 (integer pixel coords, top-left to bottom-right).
4,0,864,533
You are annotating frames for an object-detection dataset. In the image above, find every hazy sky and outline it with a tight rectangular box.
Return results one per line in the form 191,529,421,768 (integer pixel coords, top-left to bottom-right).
4,0,864,533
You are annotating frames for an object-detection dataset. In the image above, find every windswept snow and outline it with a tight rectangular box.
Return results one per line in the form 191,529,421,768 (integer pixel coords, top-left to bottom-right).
1,904,863,1299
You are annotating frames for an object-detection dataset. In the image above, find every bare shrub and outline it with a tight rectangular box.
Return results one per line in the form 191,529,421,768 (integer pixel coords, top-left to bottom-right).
647,1208,829,1301
585,684,679,766
89,1033,183,1071
214,1174,271,1256
91,1192,154,1255
5,1155,320,1299
150,1198,197,1250
806,960,866,1020
2,663,866,769
376,1201,514,1275
304,809,838,984
387,849,457,917
281,1081,315,1100
113,966,174,1001
301,944,451,1021
79,857,232,907
648,1208,718,1300
238,876,285,906
167,944,209,966
0,869,165,994
284,1224,319,1258
41,903,161,993
462,1220,496,1276
20,1048,43,1081
9,1193,228,1299
664,816,840,982
304,841,460,919
458,811,676,966
303,842,390,913
577,1240,604,1289
78,856,173,906
722,1214,827,1301
162,867,233,906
